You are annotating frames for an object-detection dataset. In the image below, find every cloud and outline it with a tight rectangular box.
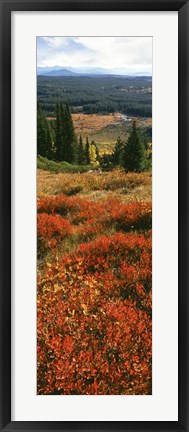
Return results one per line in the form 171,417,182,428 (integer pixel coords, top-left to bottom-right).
37,36,152,74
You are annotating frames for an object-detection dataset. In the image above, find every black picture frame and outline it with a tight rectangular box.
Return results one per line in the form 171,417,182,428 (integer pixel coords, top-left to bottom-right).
0,1,188,431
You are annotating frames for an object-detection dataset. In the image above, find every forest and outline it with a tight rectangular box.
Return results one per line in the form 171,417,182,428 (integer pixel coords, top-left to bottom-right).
37,75,152,117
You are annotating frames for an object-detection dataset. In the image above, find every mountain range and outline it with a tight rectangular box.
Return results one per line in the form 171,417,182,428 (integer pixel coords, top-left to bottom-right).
37,66,152,77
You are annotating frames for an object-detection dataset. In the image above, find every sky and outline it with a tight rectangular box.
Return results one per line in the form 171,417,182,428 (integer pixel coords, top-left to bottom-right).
37,36,152,75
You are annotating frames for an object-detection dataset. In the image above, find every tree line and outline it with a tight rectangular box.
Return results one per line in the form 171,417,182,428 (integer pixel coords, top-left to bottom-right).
37,102,99,165
37,102,151,172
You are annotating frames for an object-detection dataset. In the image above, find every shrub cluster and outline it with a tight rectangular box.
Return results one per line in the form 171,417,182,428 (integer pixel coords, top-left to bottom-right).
37,193,152,395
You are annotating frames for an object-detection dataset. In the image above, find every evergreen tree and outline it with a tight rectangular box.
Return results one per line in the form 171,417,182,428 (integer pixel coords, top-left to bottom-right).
46,123,53,160
100,153,112,169
37,103,52,158
122,121,144,172
78,135,85,164
58,102,66,161
112,136,124,166
63,104,78,163
85,136,91,164
37,104,46,156
55,101,62,160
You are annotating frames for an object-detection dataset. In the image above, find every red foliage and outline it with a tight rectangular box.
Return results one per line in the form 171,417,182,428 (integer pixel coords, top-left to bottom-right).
38,213,73,254
38,194,151,238
37,194,152,395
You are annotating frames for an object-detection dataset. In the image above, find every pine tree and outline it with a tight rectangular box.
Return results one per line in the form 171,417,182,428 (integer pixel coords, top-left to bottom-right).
37,103,52,158
85,136,91,165
63,104,78,164
46,123,53,160
122,121,144,172
58,102,66,161
78,135,85,164
94,142,100,162
112,136,124,166
37,103,46,157
55,101,62,161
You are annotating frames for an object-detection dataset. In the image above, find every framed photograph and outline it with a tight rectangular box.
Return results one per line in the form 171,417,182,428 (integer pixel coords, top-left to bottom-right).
0,0,188,431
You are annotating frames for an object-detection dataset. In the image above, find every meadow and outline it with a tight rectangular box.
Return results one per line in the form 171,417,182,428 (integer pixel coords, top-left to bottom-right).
73,113,152,153
47,112,152,154
37,169,152,395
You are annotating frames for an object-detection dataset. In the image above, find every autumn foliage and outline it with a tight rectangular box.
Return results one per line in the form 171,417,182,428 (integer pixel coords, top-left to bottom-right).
37,191,152,395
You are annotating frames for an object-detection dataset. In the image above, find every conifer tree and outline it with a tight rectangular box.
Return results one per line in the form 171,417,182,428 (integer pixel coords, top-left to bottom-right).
78,135,85,164
46,124,53,160
58,102,66,161
122,121,144,172
37,103,53,158
37,103,47,157
85,136,91,165
55,101,62,160
63,104,78,163
54,101,79,163
112,136,124,166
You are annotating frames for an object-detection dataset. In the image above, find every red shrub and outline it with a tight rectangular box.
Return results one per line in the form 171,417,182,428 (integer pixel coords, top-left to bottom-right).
37,194,152,395
37,213,73,255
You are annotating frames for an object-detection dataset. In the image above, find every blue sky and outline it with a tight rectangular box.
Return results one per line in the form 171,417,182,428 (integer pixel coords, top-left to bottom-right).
37,36,152,75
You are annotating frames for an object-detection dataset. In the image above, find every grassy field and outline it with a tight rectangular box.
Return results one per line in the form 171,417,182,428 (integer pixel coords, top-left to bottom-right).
72,112,121,135
91,118,151,152
38,168,152,202
48,112,152,154
73,113,152,153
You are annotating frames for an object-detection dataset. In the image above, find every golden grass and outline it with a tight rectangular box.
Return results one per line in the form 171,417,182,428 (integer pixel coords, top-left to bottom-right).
72,113,121,135
37,169,152,202
71,113,152,136
47,113,152,154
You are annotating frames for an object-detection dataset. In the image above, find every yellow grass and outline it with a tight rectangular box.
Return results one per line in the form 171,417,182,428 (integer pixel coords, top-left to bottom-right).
37,169,152,202
72,113,120,135
47,113,152,139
